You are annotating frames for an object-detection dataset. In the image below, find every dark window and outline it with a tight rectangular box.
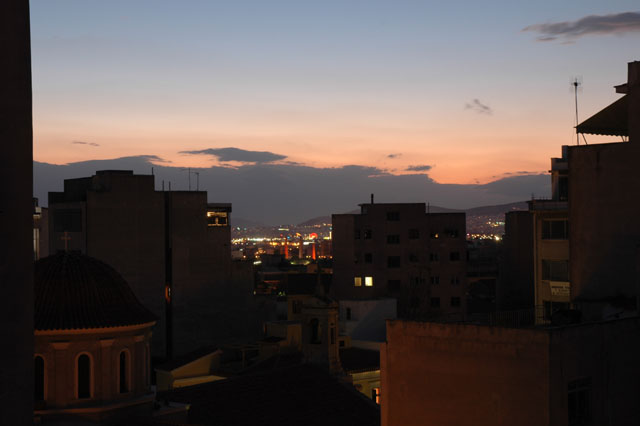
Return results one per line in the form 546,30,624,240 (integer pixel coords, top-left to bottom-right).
364,253,373,263
542,260,569,281
310,318,320,344
449,252,460,261
430,276,440,285
387,256,401,268
119,351,128,393
77,354,91,399
542,220,569,239
34,356,45,402
354,229,361,239
388,280,401,292
558,176,568,201
429,253,439,262
386,211,400,221
568,378,591,426
445,228,459,238
346,307,352,320
451,297,461,307
330,328,336,345
430,297,440,308
387,234,400,244
339,340,345,347
292,300,302,314
409,228,420,239
364,229,372,239
54,209,82,232
409,253,418,263
450,276,460,285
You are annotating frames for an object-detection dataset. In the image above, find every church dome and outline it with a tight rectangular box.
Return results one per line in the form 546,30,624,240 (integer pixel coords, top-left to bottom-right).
35,252,156,331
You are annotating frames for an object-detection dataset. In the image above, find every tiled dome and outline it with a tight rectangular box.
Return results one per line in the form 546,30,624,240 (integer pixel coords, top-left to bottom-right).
35,252,156,331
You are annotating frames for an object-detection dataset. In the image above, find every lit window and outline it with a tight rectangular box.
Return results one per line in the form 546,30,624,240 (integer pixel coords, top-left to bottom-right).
354,277,362,287
372,387,380,404
207,211,228,226
365,276,373,287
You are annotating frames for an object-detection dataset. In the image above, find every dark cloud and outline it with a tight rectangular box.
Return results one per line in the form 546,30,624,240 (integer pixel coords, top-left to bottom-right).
523,11,640,42
71,140,100,147
387,153,402,159
465,99,492,115
180,147,286,164
406,165,433,172
34,156,549,225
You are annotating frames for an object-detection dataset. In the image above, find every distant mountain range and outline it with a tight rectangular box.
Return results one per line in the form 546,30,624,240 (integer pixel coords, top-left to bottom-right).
291,201,528,228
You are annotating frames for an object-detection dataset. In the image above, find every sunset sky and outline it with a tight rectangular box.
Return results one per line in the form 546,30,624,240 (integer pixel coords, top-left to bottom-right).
30,1,640,185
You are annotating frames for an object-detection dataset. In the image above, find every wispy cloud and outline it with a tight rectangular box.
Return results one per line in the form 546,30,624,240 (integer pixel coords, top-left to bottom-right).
71,140,99,147
387,153,402,159
523,11,640,42
406,165,433,172
180,147,287,164
465,99,492,115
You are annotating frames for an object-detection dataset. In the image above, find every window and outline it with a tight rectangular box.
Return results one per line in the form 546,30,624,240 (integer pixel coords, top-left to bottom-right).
365,276,373,287
542,260,569,281
430,297,440,308
34,356,45,402
430,231,439,239
77,354,91,399
558,176,568,201
386,211,399,221
429,253,439,262
354,277,362,287
372,387,380,404
339,340,345,347
450,276,460,285
364,253,373,263
409,228,420,239
430,276,440,285
451,297,461,307
387,234,400,244
388,280,401,292
409,253,418,263
568,378,591,426
354,229,361,239
330,327,336,345
364,229,372,239
119,351,129,393
542,220,569,239
445,228,459,238
310,319,320,344
387,256,401,268
206,211,228,226
346,307,352,320
449,252,460,261
414,277,426,285
292,299,302,314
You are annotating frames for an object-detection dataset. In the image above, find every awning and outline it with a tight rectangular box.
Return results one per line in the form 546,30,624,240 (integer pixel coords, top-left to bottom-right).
576,95,628,136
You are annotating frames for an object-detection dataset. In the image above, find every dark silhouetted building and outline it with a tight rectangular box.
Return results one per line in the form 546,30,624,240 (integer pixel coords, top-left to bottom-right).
48,171,233,357
332,202,467,318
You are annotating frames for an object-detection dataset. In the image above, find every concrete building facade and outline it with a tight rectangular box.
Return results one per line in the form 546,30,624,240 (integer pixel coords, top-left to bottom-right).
332,203,467,318
48,171,232,357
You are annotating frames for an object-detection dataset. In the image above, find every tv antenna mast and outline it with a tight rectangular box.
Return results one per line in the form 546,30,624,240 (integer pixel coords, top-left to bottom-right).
571,76,583,145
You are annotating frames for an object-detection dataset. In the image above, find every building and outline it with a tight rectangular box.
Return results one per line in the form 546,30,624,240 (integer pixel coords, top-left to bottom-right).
33,198,49,260
499,147,569,323
570,61,640,320
47,170,233,357
332,202,467,318
381,318,640,426
34,252,156,424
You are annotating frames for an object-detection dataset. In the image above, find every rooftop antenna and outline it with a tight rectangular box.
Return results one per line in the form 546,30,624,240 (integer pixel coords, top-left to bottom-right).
571,76,583,145
181,168,192,190
194,172,200,191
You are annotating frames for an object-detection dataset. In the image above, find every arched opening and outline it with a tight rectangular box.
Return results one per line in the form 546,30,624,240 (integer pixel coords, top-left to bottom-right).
119,350,129,393
310,318,320,343
34,356,45,402
77,354,91,399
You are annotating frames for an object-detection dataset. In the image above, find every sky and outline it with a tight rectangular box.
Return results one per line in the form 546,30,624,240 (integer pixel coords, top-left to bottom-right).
30,1,640,194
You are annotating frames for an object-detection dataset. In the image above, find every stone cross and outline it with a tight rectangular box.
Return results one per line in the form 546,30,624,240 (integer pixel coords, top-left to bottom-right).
61,231,71,251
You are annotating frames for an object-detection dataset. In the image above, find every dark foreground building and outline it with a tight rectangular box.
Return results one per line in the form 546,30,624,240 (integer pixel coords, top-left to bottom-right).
48,171,240,357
